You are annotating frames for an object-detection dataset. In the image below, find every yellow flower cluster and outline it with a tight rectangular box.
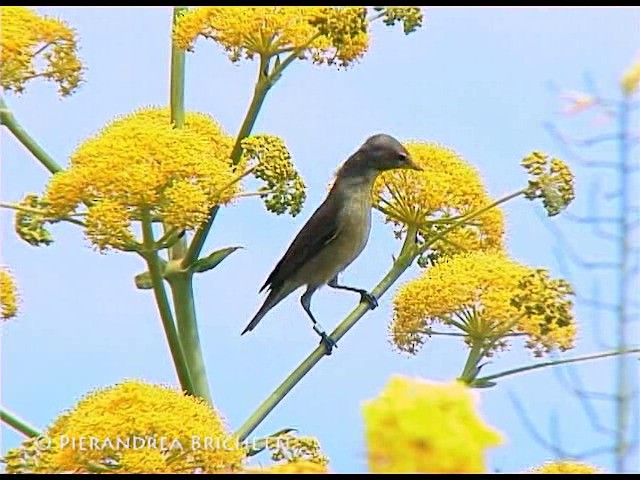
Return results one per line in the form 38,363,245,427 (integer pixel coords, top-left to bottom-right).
0,6,84,96
4,380,245,474
43,107,237,251
528,460,604,474
391,251,576,356
308,7,368,67
173,7,369,68
241,135,306,216
373,142,504,255
621,60,640,95
511,269,576,356
376,7,424,34
266,433,328,466
522,151,575,217
362,376,503,474
0,268,19,320
14,194,55,246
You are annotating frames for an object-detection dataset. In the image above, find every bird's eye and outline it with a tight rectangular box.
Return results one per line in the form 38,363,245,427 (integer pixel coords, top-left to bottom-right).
398,153,408,162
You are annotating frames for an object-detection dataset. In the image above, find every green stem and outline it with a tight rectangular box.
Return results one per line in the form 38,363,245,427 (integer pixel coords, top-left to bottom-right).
230,55,272,163
162,7,212,404
168,5,189,262
156,227,182,250
170,7,187,130
235,228,419,441
474,348,640,385
268,33,322,84
446,318,468,331
141,213,194,394
235,190,275,198
0,202,86,227
169,274,212,404
184,208,218,267
185,54,274,266
417,189,526,253
1,408,41,438
0,96,63,174
459,340,485,383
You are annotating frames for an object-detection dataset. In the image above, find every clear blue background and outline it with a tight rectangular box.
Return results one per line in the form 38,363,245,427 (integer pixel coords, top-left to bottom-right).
2,6,639,473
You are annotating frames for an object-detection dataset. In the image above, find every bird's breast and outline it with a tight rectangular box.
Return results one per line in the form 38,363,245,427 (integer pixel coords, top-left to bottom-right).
293,183,374,288
329,187,373,268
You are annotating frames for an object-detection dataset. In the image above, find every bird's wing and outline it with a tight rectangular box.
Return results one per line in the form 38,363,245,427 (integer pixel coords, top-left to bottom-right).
260,194,341,293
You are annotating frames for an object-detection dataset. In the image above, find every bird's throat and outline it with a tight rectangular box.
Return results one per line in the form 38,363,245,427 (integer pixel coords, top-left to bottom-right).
333,170,378,205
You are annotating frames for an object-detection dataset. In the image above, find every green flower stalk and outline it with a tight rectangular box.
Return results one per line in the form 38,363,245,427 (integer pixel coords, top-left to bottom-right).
0,408,41,438
164,5,212,404
0,97,63,174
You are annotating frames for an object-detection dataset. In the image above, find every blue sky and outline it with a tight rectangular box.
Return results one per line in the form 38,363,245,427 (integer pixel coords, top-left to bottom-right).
1,6,639,474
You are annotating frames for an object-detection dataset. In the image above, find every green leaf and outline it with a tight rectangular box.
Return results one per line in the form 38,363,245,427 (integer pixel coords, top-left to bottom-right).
469,378,497,389
245,428,297,457
188,246,243,274
134,271,153,290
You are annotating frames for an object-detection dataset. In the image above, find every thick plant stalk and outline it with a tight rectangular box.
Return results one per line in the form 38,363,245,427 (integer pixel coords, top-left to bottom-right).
459,341,485,384
141,213,194,394
164,6,212,404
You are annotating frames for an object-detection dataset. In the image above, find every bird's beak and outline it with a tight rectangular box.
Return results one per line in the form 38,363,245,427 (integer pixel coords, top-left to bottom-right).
406,156,422,171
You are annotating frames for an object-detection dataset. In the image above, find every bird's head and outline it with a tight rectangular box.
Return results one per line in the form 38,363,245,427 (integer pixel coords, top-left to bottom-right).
337,133,422,180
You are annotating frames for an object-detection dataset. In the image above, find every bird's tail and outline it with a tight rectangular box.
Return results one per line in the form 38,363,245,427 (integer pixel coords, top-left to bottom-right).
241,286,289,335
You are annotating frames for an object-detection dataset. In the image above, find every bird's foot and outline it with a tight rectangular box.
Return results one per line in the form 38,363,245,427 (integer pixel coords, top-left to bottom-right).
319,333,337,356
360,291,378,310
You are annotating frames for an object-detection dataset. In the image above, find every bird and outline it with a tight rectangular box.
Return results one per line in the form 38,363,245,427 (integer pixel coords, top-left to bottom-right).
241,133,422,355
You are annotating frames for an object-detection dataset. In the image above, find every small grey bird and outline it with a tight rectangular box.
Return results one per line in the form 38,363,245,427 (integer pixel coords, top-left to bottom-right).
241,133,422,354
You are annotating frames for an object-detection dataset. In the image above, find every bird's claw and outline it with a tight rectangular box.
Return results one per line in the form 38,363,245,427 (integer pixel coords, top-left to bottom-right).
361,291,378,310
320,333,337,356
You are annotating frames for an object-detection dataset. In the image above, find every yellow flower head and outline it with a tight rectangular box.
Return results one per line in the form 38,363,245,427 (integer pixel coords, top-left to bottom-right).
0,6,84,96
373,142,504,256
174,7,370,68
241,135,306,216
621,60,640,95
362,376,503,474
522,151,575,217
4,380,245,474
391,251,576,357
0,267,19,320
43,107,237,251
528,460,605,474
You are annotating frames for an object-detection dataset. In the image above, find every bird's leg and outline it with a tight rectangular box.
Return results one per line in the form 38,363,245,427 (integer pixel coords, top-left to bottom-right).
301,289,337,355
327,276,378,310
